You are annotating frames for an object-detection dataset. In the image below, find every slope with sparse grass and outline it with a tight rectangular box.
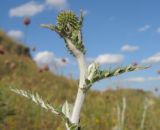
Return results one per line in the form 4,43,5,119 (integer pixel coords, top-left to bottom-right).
0,30,160,130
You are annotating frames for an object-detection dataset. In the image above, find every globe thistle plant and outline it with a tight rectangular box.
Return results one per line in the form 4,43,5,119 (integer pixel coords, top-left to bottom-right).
11,10,149,130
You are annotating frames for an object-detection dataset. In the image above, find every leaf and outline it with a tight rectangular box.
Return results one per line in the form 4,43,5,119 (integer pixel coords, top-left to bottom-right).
10,87,61,115
86,64,149,88
62,101,73,120
87,62,99,81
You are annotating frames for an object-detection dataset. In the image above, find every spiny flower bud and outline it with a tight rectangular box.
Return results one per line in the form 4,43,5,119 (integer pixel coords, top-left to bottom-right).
57,11,80,32
41,10,86,56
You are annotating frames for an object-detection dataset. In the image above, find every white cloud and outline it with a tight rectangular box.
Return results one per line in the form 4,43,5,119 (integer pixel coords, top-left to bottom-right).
124,76,160,83
34,51,69,72
121,44,139,52
124,77,145,82
7,30,23,39
137,25,150,32
141,52,160,64
9,1,45,17
148,77,160,81
34,51,54,66
45,0,68,9
94,54,124,65
157,27,160,33
54,57,69,66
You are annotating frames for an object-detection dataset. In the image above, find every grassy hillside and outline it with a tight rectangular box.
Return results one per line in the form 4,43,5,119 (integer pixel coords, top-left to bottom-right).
0,30,30,57
0,30,160,130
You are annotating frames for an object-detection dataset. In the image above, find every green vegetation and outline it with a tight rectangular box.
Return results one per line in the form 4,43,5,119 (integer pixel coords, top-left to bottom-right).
0,30,30,57
0,89,15,123
0,30,160,130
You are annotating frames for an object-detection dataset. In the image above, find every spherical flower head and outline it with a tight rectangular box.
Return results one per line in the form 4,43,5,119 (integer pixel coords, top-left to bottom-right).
23,17,31,26
56,11,81,35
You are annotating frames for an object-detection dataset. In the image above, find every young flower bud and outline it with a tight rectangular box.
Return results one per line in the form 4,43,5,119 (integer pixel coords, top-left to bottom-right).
87,62,99,81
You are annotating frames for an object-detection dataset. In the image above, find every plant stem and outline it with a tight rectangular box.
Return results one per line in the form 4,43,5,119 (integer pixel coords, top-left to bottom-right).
66,123,70,130
64,38,88,127
117,104,121,130
71,54,87,125
121,97,126,130
140,104,147,130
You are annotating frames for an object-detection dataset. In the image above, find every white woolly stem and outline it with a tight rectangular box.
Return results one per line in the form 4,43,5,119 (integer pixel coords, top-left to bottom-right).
71,89,85,123
65,38,87,125
65,38,82,57
71,54,87,124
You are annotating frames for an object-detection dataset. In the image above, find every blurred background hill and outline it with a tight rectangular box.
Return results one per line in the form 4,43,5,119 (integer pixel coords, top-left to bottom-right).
0,30,160,130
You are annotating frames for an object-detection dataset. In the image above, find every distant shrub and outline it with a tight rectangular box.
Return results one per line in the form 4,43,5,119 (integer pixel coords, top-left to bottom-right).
15,44,30,57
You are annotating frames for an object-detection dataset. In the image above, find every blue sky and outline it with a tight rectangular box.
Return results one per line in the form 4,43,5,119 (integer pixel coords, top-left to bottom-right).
1,0,160,91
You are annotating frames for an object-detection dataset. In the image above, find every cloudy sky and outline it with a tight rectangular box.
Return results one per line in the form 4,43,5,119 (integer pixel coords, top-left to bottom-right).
1,0,160,91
